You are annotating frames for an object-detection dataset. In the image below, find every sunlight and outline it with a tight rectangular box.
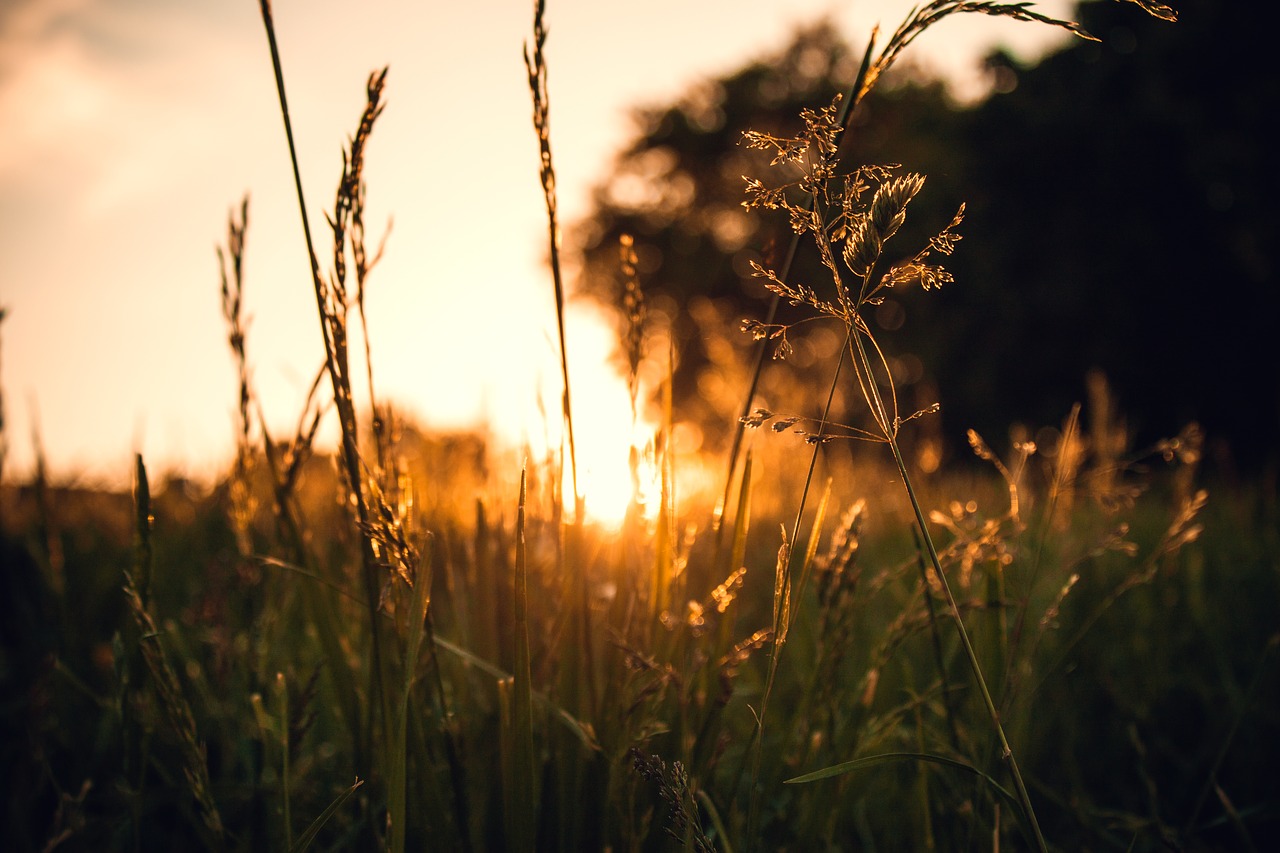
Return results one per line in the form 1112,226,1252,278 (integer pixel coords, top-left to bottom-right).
556,305,660,530
529,303,729,530
572,422,660,530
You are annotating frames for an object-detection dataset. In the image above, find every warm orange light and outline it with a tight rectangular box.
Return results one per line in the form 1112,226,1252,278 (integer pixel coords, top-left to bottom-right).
572,426,660,531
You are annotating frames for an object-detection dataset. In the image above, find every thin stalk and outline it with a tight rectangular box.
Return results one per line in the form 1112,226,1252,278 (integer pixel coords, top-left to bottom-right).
744,337,848,847
718,33,876,544
511,469,537,853
525,0,596,731
388,544,432,853
1185,634,1278,836
525,0,579,519
849,328,1047,853
420,589,477,853
258,0,390,796
278,673,292,850
911,524,963,753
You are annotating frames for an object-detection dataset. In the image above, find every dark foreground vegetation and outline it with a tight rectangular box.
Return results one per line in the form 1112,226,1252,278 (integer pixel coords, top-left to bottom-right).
3,414,1277,851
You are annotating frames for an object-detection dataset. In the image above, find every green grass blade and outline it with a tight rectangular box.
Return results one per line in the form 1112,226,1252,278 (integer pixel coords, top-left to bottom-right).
388,545,433,853
792,478,832,623
511,468,537,852
432,635,599,752
786,751,1023,822
288,779,364,853
277,673,292,849
132,454,152,607
696,790,735,853
716,450,754,655
727,451,754,578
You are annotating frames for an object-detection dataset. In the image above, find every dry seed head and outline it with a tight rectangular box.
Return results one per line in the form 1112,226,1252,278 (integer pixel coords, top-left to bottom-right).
816,499,865,610
881,261,955,292
742,177,787,211
712,567,746,614
967,429,995,462
843,173,925,277
740,318,770,341
1124,0,1178,22
843,218,879,277
1040,572,1081,629
870,173,925,243
619,233,646,414
717,628,772,672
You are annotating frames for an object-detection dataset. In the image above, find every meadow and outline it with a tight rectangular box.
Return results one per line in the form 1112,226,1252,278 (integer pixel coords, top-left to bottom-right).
2,1,1277,850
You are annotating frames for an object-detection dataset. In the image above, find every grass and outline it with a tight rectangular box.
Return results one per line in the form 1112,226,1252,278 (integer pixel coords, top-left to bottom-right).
4,0,1278,850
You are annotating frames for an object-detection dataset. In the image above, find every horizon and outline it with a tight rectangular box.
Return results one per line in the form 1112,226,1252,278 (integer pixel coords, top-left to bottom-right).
0,0,1077,497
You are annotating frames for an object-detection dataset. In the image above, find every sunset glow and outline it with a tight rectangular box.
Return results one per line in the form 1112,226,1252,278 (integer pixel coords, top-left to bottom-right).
0,0,1075,486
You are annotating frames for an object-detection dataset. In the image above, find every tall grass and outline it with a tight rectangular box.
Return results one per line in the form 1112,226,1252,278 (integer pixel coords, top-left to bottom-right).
731,3,1181,850
13,1,1280,852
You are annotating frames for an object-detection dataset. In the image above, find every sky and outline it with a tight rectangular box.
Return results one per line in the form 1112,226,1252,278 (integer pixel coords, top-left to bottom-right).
0,0,1077,508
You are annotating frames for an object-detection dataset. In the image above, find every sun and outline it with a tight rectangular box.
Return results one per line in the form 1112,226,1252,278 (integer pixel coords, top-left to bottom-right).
571,424,660,530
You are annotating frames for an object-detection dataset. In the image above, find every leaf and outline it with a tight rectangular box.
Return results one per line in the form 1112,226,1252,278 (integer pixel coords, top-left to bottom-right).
1120,0,1178,22
794,479,833,620
786,752,1024,824
509,468,537,852
289,779,363,853
786,751,1045,848
772,526,793,646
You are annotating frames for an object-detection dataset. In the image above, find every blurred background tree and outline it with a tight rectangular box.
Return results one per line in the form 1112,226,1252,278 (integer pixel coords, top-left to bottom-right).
574,0,1277,470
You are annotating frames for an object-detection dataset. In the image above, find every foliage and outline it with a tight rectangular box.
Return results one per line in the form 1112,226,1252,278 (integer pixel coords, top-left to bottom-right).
576,0,1278,463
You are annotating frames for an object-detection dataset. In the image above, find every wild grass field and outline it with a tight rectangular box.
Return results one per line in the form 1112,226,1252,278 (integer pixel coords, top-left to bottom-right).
2,1,1277,851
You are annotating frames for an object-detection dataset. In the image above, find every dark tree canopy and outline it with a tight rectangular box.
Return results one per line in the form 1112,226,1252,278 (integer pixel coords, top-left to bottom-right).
575,0,1277,467
575,21,961,447
935,0,1278,465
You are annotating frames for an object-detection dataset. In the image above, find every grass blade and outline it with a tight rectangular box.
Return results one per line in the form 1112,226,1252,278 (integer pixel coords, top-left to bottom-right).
388,544,432,853
258,1,392,782
786,751,1023,824
124,455,225,847
289,779,364,853
510,468,537,852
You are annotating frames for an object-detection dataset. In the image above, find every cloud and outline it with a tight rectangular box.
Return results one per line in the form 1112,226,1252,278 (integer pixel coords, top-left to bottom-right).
0,1,253,219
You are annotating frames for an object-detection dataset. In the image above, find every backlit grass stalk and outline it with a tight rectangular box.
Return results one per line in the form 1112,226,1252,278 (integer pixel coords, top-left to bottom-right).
217,195,255,557
125,455,225,847
258,0,392,790
719,36,872,547
744,333,845,841
524,0,598,733
507,468,537,852
387,528,432,853
743,107,1049,845
865,348,1047,850
524,0,579,521
739,4,1180,849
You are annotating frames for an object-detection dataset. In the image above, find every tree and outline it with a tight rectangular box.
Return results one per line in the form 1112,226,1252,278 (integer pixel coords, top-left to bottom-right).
575,1,1278,464
574,21,963,450
937,0,1278,462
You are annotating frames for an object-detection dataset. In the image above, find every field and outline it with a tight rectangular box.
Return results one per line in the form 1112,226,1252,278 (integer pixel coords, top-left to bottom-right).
2,1,1277,851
